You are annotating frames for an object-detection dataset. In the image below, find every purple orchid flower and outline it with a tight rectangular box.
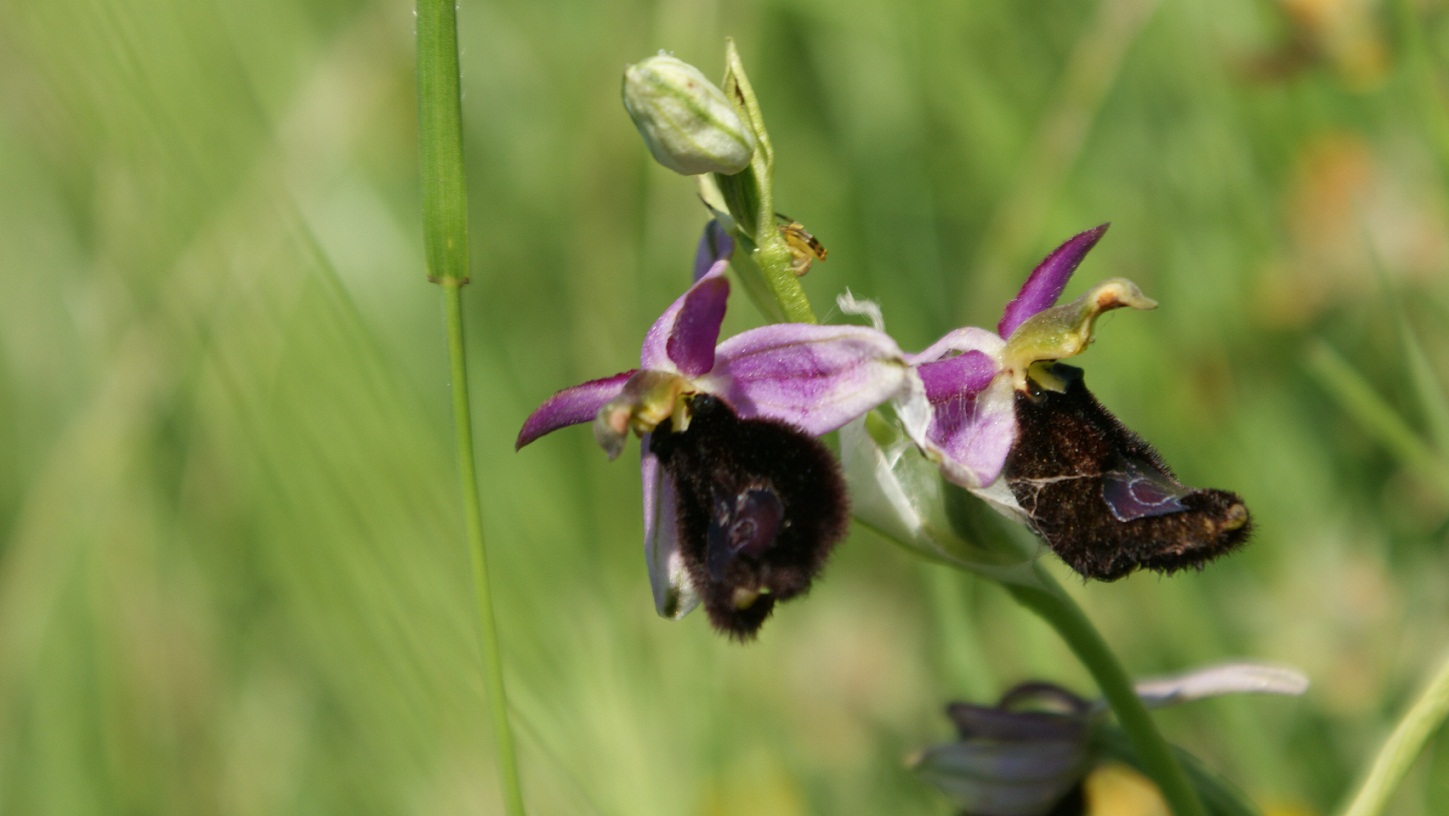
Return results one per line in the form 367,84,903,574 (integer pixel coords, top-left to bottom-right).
896,225,1123,494
517,223,919,637
884,225,1252,580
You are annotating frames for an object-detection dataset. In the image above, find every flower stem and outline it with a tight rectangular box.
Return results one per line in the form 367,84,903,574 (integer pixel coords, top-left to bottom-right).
442,283,528,816
715,39,817,325
1007,565,1207,816
1339,649,1449,816
417,0,526,812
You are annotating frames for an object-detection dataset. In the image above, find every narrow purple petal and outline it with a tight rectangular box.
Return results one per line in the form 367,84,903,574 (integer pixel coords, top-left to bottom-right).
516,371,635,449
701,324,910,435
666,276,728,376
917,351,997,402
642,436,699,618
637,220,736,374
997,224,1109,339
641,266,730,374
693,220,734,282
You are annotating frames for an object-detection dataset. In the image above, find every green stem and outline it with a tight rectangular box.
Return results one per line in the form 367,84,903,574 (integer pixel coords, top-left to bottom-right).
442,283,527,816
1340,650,1449,816
715,40,816,325
417,0,526,812
1008,564,1208,816
755,234,817,324
416,0,468,286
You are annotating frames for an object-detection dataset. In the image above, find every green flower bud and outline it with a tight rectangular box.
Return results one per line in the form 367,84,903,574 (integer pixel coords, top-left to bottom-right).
622,53,757,176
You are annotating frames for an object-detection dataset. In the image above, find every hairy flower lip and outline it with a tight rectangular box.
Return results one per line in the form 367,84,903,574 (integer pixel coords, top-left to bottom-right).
650,393,850,639
1003,362,1254,581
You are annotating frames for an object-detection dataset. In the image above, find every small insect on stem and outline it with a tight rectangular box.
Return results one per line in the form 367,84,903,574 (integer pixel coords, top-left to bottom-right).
776,212,828,277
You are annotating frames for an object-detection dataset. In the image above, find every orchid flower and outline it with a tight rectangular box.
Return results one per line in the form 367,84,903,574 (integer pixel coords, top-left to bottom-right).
858,225,1252,580
516,223,919,638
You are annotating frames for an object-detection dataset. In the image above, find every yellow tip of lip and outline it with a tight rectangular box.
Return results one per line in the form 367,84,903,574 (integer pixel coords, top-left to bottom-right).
731,587,763,610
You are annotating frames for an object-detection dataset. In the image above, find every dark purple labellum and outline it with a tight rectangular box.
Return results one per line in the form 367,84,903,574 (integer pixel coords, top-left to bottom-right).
649,394,850,639
1003,364,1251,581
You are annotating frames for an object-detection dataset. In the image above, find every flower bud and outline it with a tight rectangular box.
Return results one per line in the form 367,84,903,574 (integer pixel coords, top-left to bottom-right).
622,53,757,176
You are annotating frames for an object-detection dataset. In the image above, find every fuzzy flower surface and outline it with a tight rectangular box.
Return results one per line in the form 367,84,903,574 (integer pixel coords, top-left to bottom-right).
517,223,919,636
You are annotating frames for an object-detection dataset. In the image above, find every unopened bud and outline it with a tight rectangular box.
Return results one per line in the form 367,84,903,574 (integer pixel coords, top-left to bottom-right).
622,53,756,176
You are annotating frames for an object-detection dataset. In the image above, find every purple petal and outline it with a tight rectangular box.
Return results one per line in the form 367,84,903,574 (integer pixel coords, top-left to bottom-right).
642,436,699,618
896,328,1015,489
922,379,1017,489
693,220,735,282
516,371,634,449
997,224,1109,339
917,351,997,402
899,351,1016,489
641,267,730,375
701,324,910,435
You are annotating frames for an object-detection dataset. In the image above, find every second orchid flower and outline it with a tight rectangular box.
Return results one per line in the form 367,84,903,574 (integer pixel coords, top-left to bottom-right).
859,225,1252,580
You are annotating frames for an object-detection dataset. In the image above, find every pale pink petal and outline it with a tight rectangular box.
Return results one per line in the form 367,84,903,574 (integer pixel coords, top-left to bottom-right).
905,331,1013,487
917,351,998,401
701,324,911,435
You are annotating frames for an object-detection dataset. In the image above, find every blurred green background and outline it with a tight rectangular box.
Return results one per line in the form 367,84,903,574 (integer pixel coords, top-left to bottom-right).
3,0,1449,812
